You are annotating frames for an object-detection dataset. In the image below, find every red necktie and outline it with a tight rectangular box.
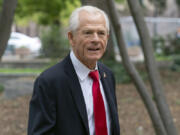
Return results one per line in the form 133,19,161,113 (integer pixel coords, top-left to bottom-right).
89,70,108,135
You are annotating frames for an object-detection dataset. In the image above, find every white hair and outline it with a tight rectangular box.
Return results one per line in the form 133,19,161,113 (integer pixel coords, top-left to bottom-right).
68,5,110,34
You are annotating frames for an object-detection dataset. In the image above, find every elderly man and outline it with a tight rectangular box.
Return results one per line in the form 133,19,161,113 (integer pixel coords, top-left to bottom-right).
28,5,120,135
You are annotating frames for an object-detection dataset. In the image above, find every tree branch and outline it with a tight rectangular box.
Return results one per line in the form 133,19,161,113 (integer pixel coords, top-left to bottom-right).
127,0,178,134
106,0,167,134
0,0,17,60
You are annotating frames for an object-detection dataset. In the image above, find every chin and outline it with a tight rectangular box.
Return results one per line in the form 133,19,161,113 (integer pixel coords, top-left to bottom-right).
88,56,101,62
86,53,103,61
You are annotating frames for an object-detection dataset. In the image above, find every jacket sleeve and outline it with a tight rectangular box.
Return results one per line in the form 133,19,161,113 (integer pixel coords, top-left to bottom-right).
28,76,56,135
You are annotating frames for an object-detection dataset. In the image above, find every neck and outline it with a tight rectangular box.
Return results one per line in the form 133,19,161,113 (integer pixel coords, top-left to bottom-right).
84,61,96,70
74,53,97,70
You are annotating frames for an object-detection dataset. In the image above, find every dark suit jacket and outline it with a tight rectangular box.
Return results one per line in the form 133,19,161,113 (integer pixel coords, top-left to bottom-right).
28,54,120,135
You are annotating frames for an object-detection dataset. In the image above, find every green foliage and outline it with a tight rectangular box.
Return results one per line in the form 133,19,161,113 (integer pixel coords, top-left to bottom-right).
175,99,180,105
15,0,80,26
115,0,125,3
0,84,4,93
152,35,166,55
0,68,43,73
16,0,64,25
60,0,80,26
156,55,172,61
152,35,180,56
167,36,180,55
153,34,180,72
176,0,180,7
40,25,69,58
101,60,132,84
101,59,150,84
170,55,180,72
173,55,180,65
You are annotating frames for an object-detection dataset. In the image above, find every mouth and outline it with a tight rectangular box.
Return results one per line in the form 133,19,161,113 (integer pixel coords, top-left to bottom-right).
87,48,100,51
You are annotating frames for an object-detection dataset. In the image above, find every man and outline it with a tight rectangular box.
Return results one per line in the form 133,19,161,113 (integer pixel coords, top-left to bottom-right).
28,5,120,135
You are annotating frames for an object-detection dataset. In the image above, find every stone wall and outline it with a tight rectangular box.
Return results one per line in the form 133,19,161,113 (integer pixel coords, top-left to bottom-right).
0,73,38,99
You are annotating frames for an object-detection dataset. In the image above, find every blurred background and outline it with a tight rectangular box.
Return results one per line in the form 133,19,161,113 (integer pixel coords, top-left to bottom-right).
0,0,180,135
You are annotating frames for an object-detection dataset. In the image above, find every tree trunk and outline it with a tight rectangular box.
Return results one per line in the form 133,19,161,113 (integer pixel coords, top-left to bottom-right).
176,0,180,17
127,0,178,135
106,0,167,134
103,29,115,60
0,0,17,60
81,0,115,61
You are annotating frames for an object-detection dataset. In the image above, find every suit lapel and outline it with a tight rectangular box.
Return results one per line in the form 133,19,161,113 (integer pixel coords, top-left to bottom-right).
64,55,89,135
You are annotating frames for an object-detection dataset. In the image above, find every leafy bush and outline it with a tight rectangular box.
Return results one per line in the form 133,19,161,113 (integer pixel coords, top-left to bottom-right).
101,60,150,84
101,60,131,84
152,36,165,55
167,36,180,55
152,34,180,56
0,84,4,93
170,55,180,72
40,25,69,58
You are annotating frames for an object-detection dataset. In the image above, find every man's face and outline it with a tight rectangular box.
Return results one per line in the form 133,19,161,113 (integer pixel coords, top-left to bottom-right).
68,11,109,69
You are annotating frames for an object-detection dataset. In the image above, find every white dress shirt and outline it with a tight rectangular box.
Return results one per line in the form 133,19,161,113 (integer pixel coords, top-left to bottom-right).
70,51,111,135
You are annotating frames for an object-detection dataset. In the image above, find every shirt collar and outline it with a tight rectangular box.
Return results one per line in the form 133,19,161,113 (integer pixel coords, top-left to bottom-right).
70,51,98,81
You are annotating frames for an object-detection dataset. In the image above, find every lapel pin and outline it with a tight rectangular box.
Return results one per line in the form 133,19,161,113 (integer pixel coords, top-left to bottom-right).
103,72,106,78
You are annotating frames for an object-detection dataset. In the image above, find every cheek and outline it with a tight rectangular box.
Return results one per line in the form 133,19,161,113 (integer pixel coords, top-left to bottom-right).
70,38,77,48
78,41,87,55
102,40,108,50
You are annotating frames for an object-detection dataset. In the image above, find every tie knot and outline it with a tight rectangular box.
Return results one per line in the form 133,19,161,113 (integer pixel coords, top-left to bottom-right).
89,70,99,81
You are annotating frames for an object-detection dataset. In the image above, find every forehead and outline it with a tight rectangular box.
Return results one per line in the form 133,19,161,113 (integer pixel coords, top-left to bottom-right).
78,10,107,30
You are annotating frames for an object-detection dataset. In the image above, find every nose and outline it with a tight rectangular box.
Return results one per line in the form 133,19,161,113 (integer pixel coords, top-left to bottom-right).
91,33,100,44
93,33,99,40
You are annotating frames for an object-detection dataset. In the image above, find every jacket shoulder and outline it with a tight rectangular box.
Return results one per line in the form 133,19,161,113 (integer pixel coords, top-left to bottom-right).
38,55,71,83
98,62,114,75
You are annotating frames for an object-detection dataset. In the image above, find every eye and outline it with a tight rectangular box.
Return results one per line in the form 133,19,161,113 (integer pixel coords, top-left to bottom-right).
98,31,106,35
84,31,92,35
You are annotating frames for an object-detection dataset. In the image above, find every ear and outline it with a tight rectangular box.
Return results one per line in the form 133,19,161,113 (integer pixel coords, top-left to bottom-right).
107,34,109,40
68,31,75,46
105,34,109,46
